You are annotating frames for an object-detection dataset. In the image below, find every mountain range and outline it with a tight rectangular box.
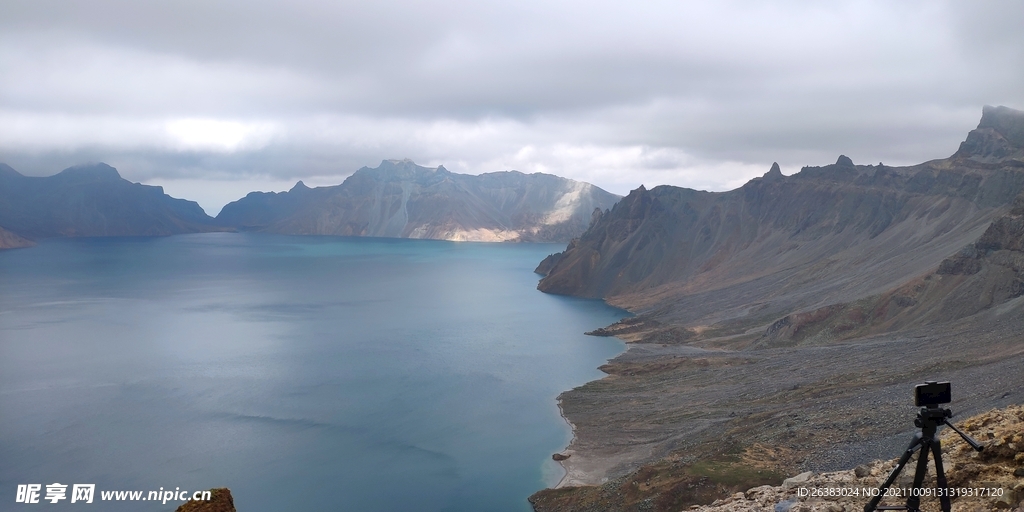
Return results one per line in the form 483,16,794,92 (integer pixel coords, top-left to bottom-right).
529,105,1024,511
0,160,619,247
0,162,220,244
216,159,620,242
538,104,1024,346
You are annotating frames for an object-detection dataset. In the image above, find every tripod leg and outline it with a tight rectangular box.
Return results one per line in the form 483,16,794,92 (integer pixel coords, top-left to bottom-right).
905,437,932,512
931,439,950,512
865,433,923,512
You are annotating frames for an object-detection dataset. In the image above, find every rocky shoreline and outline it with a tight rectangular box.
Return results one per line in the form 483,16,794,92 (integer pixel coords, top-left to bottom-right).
531,303,1024,511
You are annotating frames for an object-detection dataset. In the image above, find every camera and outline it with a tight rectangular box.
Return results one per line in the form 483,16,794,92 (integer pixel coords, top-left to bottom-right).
914,381,951,407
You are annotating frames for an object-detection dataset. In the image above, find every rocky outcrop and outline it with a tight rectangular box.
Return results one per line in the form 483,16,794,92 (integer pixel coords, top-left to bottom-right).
216,159,620,243
174,488,235,512
952,105,1024,164
535,250,567,276
0,163,221,238
0,226,35,249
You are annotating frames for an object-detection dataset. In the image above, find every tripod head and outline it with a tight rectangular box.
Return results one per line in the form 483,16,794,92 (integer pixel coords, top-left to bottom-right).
913,405,983,451
914,404,951,429
913,382,983,452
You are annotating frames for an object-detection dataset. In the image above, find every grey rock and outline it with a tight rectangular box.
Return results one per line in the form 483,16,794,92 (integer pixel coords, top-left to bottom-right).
781,471,813,489
774,499,798,512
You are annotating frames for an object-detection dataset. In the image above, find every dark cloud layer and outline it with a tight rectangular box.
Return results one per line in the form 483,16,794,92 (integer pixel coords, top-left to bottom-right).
1,0,1022,214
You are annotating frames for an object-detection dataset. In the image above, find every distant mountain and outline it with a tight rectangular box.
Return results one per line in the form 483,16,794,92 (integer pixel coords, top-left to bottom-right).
0,163,220,239
217,159,621,242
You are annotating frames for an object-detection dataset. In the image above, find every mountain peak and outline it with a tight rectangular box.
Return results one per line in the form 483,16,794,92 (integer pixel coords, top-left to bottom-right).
835,155,855,167
953,105,1024,162
358,160,454,184
978,105,1024,147
379,158,450,173
55,163,122,181
290,180,309,192
763,162,783,181
382,158,416,166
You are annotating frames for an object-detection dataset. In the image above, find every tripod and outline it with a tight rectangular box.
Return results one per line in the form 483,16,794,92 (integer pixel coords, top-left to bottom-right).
864,405,984,512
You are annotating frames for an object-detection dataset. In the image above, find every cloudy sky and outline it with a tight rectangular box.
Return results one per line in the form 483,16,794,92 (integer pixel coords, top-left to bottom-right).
2,0,1022,215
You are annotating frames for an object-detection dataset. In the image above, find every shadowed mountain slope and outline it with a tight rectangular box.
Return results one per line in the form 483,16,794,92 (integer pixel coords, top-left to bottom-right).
0,163,220,239
216,159,620,242
753,190,1024,348
538,106,1024,339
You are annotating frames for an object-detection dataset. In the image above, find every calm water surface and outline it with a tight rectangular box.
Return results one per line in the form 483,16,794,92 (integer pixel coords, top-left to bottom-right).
0,234,625,512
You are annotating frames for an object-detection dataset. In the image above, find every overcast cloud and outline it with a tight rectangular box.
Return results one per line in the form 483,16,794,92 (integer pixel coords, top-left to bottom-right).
1,0,1022,214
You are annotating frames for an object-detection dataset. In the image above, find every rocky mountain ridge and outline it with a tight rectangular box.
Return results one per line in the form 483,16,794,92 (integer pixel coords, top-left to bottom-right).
216,159,620,243
538,105,1024,345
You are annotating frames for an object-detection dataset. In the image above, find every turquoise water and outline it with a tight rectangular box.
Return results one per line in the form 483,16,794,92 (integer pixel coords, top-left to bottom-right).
0,234,624,511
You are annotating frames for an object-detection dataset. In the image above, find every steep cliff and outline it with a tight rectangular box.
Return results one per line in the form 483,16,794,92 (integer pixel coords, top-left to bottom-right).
0,163,220,238
216,159,620,242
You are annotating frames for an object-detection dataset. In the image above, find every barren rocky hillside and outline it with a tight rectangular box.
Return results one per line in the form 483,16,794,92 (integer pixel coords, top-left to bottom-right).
530,106,1024,511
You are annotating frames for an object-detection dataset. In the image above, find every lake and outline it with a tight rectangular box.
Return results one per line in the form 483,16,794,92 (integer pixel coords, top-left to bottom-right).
0,234,625,512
